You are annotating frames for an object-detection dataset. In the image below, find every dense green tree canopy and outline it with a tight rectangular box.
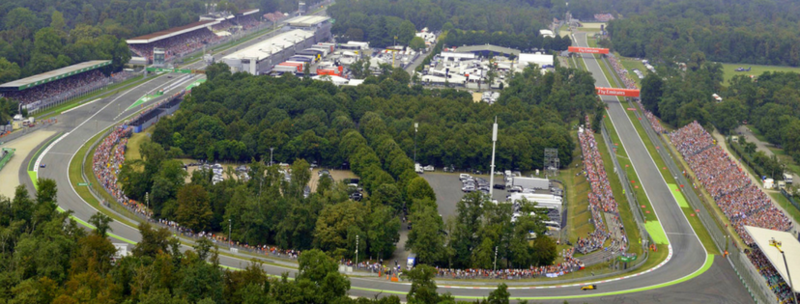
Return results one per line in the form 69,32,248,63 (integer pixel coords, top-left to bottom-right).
602,0,800,66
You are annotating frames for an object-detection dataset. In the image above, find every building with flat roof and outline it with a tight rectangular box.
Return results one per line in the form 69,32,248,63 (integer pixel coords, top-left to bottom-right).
539,29,555,38
518,53,554,70
284,15,331,42
222,29,315,74
0,60,111,92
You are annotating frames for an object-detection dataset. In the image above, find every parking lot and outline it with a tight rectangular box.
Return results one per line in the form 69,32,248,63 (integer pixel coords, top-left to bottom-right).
421,171,511,218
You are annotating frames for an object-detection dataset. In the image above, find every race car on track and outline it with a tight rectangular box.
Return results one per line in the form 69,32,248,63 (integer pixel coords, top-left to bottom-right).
581,284,597,291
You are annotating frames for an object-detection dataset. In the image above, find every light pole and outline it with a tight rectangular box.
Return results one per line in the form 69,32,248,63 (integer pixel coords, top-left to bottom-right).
355,235,359,268
770,238,798,304
228,218,232,249
489,117,498,197
493,246,498,271
270,147,274,166
414,123,419,165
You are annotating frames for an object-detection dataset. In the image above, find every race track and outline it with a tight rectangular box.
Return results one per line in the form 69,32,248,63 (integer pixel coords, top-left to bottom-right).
19,31,753,303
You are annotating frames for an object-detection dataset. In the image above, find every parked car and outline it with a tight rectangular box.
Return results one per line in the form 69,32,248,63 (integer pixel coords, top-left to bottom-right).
459,173,472,181
350,192,363,201
461,185,475,192
318,170,330,177
508,185,523,192
443,165,455,173
493,184,506,190
423,165,435,172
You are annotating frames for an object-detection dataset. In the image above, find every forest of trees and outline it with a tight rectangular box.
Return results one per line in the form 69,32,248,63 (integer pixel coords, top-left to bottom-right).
604,0,800,66
0,0,318,83
639,50,800,166
328,0,561,48
726,72,800,164
0,180,529,304
639,52,724,131
117,62,598,268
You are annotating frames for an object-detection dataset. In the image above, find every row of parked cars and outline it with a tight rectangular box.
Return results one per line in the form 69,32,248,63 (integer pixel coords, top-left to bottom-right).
459,174,491,193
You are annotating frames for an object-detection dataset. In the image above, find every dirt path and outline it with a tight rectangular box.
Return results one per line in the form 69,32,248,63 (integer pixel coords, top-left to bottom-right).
0,130,56,198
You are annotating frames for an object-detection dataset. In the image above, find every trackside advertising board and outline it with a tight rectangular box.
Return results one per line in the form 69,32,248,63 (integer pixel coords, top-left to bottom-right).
596,87,640,97
568,46,610,54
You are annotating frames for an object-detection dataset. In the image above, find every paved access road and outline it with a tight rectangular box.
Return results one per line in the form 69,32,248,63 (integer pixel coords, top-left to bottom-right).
20,30,751,303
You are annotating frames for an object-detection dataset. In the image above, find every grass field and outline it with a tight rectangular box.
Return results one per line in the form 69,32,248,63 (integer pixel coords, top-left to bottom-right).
125,131,150,161
564,163,595,245
618,56,649,87
720,63,800,85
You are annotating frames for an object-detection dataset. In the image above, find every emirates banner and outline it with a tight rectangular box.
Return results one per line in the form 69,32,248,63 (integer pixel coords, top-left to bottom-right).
596,87,640,97
568,46,610,54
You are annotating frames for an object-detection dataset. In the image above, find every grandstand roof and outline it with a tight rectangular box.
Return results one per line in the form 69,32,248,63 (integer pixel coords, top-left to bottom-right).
126,20,220,45
285,15,330,27
0,60,111,91
745,225,800,293
222,29,314,62
239,9,259,16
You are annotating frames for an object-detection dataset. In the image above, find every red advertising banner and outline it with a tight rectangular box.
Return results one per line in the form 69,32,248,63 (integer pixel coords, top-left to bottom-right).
596,87,640,97
568,46,610,54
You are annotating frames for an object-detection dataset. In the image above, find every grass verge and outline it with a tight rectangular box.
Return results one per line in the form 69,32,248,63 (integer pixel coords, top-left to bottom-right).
770,192,800,224
69,127,142,228
564,164,593,245
602,112,657,224
594,125,643,256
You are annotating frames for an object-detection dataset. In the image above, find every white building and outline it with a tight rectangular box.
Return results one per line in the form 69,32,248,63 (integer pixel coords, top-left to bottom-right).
539,29,555,38
222,29,315,74
518,53,554,71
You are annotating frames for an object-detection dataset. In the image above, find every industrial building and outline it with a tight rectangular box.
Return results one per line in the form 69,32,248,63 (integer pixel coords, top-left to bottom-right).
283,15,332,42
221,29,315,74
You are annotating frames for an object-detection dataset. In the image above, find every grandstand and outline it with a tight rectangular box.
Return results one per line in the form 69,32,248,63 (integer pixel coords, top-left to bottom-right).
0,60,112,113
127,9,264,65
745,226,800,304
127,20,223,64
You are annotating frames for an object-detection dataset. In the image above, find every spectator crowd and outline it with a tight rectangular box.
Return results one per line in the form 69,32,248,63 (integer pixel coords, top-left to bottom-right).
92,125,148,217
668,121,792,246
577,116,629,255
434,248,584,280
4,70,110,106
747,247,799,304
129,28,223,62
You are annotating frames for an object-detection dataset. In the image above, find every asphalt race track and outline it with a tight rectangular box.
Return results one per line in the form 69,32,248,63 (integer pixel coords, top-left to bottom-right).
17,30,753,303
